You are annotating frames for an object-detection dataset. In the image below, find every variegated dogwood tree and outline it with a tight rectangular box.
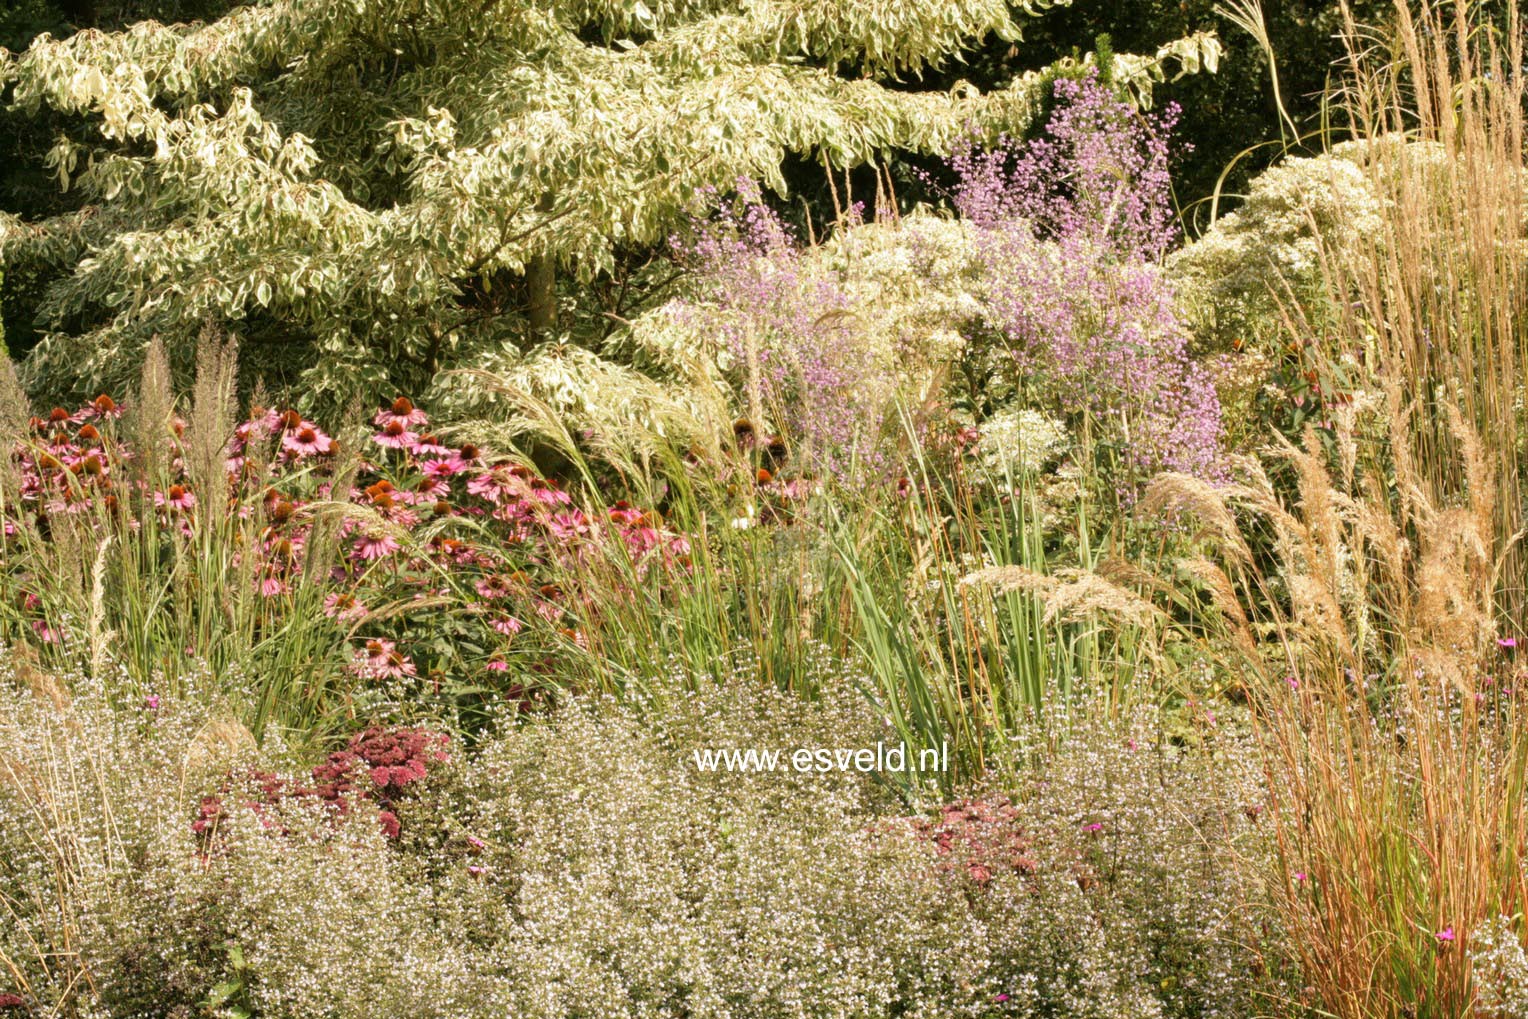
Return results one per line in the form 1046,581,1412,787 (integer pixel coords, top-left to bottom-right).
0,0,1218,407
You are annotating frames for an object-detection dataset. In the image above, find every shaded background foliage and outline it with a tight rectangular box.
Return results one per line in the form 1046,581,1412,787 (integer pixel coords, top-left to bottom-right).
759,0,1392,258
0,0,1382,369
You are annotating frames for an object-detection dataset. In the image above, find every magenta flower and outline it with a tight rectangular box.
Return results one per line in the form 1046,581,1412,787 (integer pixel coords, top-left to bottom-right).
546,511,590,541
467,467,519,504
421,456,468,478
353,532,401,560
1437,926,1456,944
475,575,514,599
1498,637,1519,649
371,420,418,450
281,423,334,458
257,573,290,597
323,592,368,622
155,484,196,512
408,433,455,457
350,638,417,680
491,615,525,636
374,397,429,429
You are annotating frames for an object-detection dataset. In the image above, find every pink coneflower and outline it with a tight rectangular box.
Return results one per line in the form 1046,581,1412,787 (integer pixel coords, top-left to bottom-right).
156,484,196,512
546,511,590,541
475,575,513,599
257,573,290,597
282,423,334,458
609,503,643,526
83,394,125,420
323,592,368,622
400,475,450,504
467,466,519,504
623,524,661,557
529,479,571,506
353,531,401,560
421,456,467,478
374,397,429,429
371,419,418,450
351,638,417,680
486,656,509,672
490,615,525,637
409,433,454,456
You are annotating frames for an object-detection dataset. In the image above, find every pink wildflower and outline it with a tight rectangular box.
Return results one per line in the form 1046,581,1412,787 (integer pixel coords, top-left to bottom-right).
371,419,418,450
323,592,369,622
351,638,417,680
282,423,334,458
374,397,429,429
353,532,401,560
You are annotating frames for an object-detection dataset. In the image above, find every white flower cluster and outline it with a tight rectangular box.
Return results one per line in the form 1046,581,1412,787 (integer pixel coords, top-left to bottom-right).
1169,141,1389,347
0,652,1288,1019
977,406,1070,478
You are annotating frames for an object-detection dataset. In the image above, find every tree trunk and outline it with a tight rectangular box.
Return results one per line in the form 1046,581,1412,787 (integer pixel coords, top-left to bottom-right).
527,194,556,339
527,254,555,337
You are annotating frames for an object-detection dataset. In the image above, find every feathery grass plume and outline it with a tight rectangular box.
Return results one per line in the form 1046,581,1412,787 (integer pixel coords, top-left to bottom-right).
0,357,28,447
959,566,1163,628
1140,360,1526,1018
185,327,239,504
0,359,29,534
128,337,175,496
1321,0,1528,619
1177,555,1256,657
1138,471,1252,564
87,535,115,681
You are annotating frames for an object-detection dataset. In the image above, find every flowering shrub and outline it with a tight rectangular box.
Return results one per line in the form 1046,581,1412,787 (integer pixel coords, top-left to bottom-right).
952,72,1224,481
0,392,693,728
0,657,1289,1019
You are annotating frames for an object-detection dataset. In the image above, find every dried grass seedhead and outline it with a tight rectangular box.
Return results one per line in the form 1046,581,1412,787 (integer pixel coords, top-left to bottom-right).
183,716,258,776
186,326,240,502
1139,472,1252,564
960,565,1164,628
